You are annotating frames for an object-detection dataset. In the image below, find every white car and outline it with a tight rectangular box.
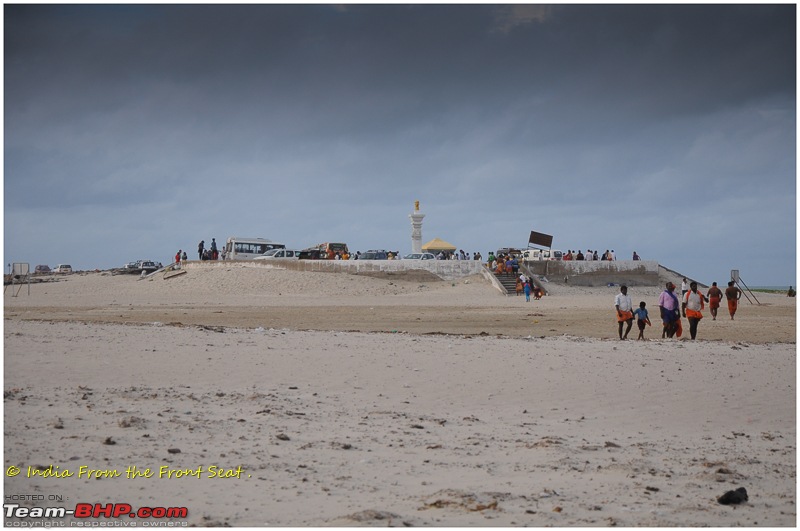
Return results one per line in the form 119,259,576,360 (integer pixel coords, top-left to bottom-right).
254,249,299,260
53,264,73,274
402,253,436,260
137,260,159,272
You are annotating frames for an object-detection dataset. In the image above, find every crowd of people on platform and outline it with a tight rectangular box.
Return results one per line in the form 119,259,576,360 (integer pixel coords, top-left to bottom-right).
562,249,639,261
182,239,650,265
196,238,224,261
488,252,518,275
319,249,485,260
429,250,482,260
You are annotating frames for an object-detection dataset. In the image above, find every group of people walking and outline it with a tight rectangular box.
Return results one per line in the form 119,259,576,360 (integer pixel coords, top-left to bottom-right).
614,278,743,341
515,274,543,302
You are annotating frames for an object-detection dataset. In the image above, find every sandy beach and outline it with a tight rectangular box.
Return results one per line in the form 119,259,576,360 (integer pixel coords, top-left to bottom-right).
4,265,796,527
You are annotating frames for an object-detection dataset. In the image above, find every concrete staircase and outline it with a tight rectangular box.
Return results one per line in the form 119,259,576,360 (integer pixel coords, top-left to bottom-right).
489,264,547,296
494,271,521,295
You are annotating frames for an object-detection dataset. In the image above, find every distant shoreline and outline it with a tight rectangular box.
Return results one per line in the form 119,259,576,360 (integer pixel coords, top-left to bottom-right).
750,286,794,292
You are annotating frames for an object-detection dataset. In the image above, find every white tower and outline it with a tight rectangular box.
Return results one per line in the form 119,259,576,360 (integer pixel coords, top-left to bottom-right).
409,200,425,254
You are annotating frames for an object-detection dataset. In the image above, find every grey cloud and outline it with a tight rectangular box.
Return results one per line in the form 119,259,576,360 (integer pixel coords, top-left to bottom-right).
4,4,794,284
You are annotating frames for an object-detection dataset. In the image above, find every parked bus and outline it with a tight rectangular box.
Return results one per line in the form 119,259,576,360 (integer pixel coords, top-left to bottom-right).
225,237,285,260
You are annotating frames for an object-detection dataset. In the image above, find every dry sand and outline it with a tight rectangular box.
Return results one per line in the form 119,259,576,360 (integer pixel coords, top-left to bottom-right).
3,265,796,527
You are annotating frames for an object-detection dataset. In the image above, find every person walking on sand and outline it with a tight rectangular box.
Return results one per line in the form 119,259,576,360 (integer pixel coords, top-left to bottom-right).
175,250,181,265
632,301,651,340
681,278,689,297
523,280,532,302
725,281,742,320
181,251,187,268
658,282,681,338
614,285,634,340
682,281,706,340
706,282,723,320
198,240,204,261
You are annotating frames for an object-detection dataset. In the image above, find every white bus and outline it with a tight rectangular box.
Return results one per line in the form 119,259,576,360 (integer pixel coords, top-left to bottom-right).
225,237,286,260
521,248,563,262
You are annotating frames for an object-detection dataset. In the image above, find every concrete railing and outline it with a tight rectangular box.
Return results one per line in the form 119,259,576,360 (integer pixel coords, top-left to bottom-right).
185,259,665,287
524,260,659,287
185,258,486,281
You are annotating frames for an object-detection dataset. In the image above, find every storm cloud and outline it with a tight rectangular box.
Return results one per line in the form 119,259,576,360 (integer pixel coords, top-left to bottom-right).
5,4,795,284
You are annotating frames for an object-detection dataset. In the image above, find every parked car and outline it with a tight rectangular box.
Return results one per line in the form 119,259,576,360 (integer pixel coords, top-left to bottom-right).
123,261,139,270
136,260,159,272
254,249,299,260
402,253,436,260
53,264,73,274
496,248,523,258
298,249,323,260
360,250,388,260
34,265,51,274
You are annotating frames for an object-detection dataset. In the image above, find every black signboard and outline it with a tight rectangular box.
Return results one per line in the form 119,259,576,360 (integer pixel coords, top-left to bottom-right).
528,231,553,249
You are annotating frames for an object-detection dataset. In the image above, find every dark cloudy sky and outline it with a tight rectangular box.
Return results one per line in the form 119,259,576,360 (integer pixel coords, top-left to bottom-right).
5,4,796,285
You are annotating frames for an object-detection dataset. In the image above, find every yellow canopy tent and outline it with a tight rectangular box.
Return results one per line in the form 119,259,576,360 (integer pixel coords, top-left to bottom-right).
422,237,457,253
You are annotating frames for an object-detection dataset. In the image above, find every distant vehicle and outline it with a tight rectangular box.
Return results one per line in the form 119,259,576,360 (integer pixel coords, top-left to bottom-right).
402,253,436,260
123,261,139,270
225,237,286,260
360,250,388,260
298,249,323,260
53,264,73,274
34,265,51,274
137,260,159,272
496,248,523,258
254,249,299,260
313,242,349,259
521,249,563,261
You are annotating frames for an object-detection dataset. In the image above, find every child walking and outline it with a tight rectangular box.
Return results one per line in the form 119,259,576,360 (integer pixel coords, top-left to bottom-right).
633,301,652,340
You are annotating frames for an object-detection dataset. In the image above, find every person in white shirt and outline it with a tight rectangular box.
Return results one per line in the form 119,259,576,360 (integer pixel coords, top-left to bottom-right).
614,285,634,340
682,281,706,340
